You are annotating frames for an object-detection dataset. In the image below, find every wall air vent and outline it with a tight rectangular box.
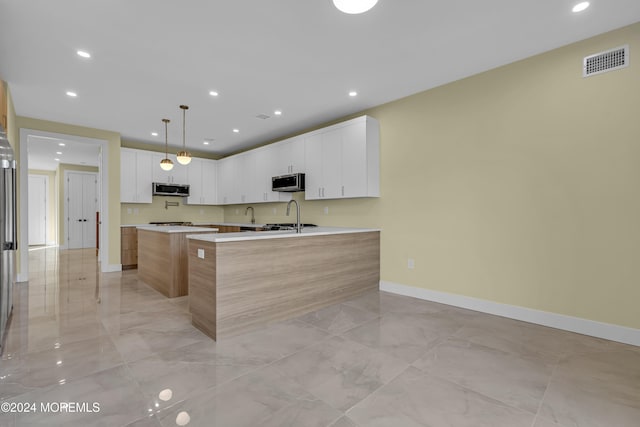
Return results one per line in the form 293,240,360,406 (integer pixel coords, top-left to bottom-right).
583,45,629,77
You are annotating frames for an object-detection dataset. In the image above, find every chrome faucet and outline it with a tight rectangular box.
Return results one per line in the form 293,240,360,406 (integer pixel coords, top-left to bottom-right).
286,200,301,233
245,206,255,224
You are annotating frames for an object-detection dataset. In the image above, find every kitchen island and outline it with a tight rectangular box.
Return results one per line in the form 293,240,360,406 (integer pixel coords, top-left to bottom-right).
137,226,217,298
187,227,380,340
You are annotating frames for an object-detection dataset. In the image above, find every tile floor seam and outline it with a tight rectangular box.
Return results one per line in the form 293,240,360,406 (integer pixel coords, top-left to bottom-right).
530,353,562,427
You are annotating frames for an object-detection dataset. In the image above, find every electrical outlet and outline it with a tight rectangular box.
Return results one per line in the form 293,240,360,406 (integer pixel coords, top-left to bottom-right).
235,209,239,215
324,206,329,215
197,249,205,259
272,208,277,215
127,208,132,215
408,258,415,269
133,208,139,215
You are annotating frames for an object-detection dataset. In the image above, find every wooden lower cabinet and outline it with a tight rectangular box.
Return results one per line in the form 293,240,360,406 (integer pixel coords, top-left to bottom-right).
121,227,138,269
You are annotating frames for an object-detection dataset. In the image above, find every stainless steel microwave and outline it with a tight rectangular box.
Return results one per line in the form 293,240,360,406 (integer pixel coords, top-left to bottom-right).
152,182,190,197
272,173,305,192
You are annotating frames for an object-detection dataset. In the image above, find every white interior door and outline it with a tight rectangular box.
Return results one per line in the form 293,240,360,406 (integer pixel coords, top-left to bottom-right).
66,172,97,249
28,174,47,246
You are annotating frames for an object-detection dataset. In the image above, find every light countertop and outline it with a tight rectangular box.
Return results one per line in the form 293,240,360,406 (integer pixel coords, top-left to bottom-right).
137,225,218,234
186,226,379,243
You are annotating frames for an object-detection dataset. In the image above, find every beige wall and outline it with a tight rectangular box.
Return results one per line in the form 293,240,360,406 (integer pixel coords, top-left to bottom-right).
16,117,121,266
28,169,57,244
56,164,99,246
121,197,224,225
226,22,640,330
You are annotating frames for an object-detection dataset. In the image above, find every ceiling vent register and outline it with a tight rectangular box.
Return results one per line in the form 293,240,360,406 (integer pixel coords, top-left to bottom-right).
583,45,629,77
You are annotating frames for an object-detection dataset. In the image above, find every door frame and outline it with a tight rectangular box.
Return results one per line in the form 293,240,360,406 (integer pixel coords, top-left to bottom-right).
27,173,49,246
62,170,98,250
19,129,110,282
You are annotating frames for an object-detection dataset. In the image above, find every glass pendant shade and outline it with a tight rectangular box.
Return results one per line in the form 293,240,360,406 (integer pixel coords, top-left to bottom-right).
160,158,174,171
160,118,174,171
333,0,378,14
178,105,192,165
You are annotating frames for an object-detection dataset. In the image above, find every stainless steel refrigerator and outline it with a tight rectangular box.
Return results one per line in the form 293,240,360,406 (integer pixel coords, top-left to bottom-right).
0,127,17,353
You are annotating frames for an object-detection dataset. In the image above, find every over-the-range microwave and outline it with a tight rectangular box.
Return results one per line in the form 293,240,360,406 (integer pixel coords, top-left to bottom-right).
152,182,190,197
272,173,305,192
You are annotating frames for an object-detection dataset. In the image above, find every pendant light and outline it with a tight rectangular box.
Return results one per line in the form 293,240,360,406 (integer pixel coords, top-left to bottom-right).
333,0,378,14
176,104,192,165
160,118,174,171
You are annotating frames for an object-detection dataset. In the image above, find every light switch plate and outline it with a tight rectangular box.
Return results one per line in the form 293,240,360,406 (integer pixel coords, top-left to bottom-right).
197,249,205,259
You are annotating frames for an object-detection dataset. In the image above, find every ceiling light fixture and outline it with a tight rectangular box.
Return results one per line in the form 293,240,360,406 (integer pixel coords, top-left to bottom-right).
160,118,174,171
572,2,590,12
333,0,378,14
349,91,358,97
54,158,60,162
56,151,62,155
233,129,239,133
274,110,282,116
66,91,77,97
151,132,158,137
58,143,65,147
203,141,210,145
76,50,91,58
176,105,192,165
209,91,219,97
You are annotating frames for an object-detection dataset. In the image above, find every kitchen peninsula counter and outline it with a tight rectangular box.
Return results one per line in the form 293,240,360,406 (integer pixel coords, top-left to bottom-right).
187,227,380,340
137,226,217,298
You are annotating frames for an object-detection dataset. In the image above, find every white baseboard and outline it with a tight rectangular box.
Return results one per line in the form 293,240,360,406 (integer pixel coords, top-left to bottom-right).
16,273,28,283
101,264,122,273
380,281,640,347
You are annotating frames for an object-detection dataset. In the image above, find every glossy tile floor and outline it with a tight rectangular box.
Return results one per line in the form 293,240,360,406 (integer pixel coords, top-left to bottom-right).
1,247,639,426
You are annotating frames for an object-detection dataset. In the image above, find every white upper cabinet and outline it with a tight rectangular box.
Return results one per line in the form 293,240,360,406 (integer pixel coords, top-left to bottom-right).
304,115,379,200
216,156,238,205
253,145,292,203
151,153,188,184
120,148,153,203
185,158,217,205
272,136,305,176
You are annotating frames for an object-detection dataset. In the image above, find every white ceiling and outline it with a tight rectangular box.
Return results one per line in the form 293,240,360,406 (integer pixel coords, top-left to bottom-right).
27,135,99,171
1,1,639,157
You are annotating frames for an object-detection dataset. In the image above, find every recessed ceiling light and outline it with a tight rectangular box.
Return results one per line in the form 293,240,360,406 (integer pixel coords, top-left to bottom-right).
66,91,77,97
151,132,158,137
572,1,590,12
233,129,239,133
56,151,62,155
349,91,358,97
209,91,219,97
58,143,66,147
76,50,91,58
203,141,210,145
54,158,60,161
274,110,282,116
333,0,378,14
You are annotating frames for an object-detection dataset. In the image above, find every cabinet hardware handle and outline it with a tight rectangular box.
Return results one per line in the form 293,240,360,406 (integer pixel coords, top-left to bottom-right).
322,187,325,197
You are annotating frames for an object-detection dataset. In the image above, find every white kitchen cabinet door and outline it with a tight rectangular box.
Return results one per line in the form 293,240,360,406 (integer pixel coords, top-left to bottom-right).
320,128,342,199
304,133,323,200
201,159,217,204
120,148,153,203
340,121,368,198
135,150,154,203
273,136,305,176
217,157,238,205
120,149,137,203
185,158,204,204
